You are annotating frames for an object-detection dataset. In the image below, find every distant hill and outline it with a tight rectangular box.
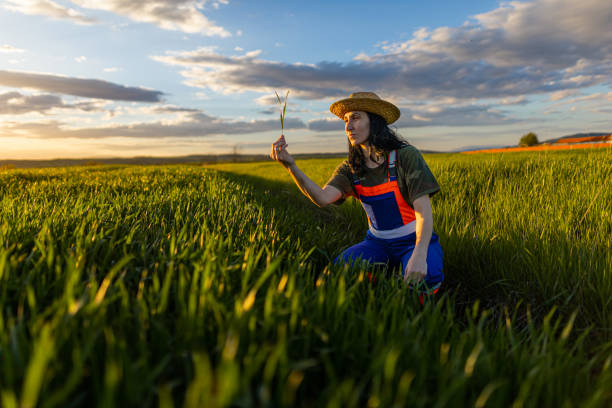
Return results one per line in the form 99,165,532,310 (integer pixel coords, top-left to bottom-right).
455,132,611,154
0,153,347,169
2,133,608,168
541,132,611,144
452,144,508,153
0,150,464,169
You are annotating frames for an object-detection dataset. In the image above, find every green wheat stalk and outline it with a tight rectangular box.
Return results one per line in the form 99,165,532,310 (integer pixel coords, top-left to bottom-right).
274,90,289,132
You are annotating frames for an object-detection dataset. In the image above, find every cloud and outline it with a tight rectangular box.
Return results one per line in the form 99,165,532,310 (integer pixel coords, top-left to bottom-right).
153,48,350,99
0,91,106,114
549,90,579,101
307,117,343,132
395,105,515,127
0,44,25,53
151,105,200,114
153,0,612,101
4,0,231,36
470,0,612,68
258,108,275,115
3,0,97,25
497,96,528,106
2,109,307,139
0,92,66,115
0,70,164,102
255,94,282,106
74,0,230,36
549,92,612,108
307,103,515,131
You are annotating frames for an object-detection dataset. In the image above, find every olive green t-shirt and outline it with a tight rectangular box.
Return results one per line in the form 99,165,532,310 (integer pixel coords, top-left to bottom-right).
325,145,440,206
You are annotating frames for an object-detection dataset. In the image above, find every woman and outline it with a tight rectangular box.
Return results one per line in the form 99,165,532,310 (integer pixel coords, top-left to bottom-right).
270,92,443,300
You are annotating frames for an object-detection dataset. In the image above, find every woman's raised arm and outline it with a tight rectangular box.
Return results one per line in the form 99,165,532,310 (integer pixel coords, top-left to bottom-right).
270,135,342,207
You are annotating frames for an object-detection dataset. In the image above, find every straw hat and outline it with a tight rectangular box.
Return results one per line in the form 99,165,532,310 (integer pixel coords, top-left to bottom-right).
330,92,400,125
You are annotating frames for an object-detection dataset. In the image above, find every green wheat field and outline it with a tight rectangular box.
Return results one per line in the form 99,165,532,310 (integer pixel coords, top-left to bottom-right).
0,148,611,407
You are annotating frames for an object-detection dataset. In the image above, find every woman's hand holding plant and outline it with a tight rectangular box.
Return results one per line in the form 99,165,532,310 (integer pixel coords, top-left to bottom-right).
270,134,295,167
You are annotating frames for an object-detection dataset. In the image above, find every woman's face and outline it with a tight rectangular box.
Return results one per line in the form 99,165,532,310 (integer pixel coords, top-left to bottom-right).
344,111,370,146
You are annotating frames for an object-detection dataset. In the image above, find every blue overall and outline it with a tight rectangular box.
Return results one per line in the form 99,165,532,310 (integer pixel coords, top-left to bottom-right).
335,150,444,289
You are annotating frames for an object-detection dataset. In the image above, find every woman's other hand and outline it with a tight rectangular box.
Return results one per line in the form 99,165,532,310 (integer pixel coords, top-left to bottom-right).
270,134,295,167
404,254,427,284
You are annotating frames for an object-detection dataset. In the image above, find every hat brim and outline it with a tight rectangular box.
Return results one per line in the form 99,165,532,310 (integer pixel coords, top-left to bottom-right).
330,98,400,125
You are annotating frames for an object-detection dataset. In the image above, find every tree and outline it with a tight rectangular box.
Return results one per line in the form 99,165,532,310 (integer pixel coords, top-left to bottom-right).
519,132,539,147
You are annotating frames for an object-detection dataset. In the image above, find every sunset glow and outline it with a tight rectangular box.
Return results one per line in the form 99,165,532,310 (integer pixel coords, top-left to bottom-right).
1,0,611,159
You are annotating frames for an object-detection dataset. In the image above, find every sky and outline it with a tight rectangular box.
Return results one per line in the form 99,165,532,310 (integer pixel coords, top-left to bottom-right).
0,0,611,159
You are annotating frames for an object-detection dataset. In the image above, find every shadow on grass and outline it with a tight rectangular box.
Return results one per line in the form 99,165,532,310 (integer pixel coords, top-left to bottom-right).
213,169,367,267
214,168,611,344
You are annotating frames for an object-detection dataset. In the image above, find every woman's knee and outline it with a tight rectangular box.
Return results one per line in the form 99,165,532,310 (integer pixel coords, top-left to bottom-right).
335,248,367,266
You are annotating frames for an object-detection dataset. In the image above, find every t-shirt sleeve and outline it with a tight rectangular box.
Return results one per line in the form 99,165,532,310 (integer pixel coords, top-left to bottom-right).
324,160,354,204
396,146,440,205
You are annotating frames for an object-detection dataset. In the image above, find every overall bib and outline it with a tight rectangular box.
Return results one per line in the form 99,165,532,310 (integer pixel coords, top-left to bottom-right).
336,150,444,302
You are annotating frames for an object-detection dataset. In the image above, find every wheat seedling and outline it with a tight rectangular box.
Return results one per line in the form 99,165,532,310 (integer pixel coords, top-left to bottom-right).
274,90,289,132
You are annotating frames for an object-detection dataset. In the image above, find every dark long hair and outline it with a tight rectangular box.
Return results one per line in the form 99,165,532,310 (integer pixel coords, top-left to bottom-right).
348,112,408,175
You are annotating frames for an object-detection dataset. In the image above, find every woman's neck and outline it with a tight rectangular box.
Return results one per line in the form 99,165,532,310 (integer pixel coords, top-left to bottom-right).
360,144,385,168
